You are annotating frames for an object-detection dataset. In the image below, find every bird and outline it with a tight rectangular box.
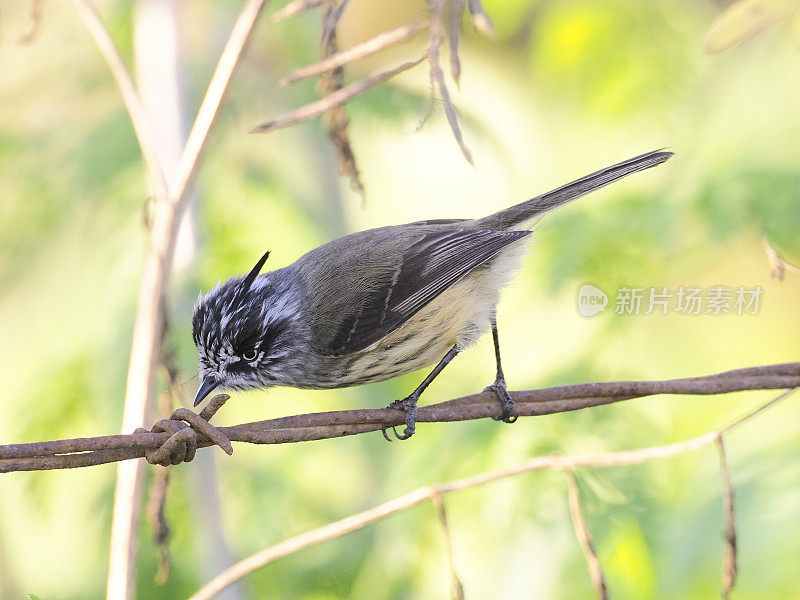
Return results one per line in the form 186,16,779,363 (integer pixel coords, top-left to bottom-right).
192,149,672,439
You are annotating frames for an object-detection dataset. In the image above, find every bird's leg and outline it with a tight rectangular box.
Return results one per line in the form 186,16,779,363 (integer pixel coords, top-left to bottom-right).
484,315,517,423
384,345,460,441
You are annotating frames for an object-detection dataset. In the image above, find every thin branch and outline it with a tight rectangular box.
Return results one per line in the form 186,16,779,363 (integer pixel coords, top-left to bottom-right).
269,0,493,167
431,492,465,600
318,0,363,193
146,467,172,584
320,0,349,48
188,486,437,600
145,359,180,584
280,21,428,85
762,237,800,280
70,0,169,200
717,437,737,599
566,471,608,600
448,0,466,86
467,0,495,36
1,363,798,472
428,0,473,164
273,0,324,22
187,387,796,600
172,0,268,205
250,56,426,132
18,0,44,44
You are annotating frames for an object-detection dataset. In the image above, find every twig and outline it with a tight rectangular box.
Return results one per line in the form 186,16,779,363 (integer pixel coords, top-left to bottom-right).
270,0,493,169
1,363,798,472
145,360,178,584
428,0,473,164
762,237,800,280
172,0,268,205
71,0,168,199
188,486,439,600
431,492,465,600
187,387,796,600
273,0,324,22
280,21,428,85
566,471,608,600
320,0,348,48
467,0,495,35
250,56,426,132
717,437,737,599
448,0,466,85
146,467,172,584
318,0,363,193
18,0,44,44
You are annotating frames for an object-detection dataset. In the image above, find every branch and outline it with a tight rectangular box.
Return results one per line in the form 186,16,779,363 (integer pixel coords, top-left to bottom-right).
428,0,473,164
259,0,498,167
1,362,798,473
280,21,428,85
18,0,44,44
467,0,495,36
717,437,737,599
171,0,268,206
762,237,800,280
448,0,466,85
272,0,323,22
431,492,465,600
250,56,426,132
317,0,363,193
71,0,169,199
566,471,608,600
186,387,797,600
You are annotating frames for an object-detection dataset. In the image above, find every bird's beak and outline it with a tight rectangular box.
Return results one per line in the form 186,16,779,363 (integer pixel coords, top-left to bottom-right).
194,376,220,407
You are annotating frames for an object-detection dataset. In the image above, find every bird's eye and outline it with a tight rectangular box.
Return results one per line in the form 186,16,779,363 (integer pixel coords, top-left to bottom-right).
242,348,258,361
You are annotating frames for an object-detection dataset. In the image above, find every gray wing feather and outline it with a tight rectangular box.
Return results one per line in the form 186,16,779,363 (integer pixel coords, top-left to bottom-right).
296,225,529,356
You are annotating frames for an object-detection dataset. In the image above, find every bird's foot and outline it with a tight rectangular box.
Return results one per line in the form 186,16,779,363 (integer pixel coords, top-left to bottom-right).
484,378,517,423
382,395,419,441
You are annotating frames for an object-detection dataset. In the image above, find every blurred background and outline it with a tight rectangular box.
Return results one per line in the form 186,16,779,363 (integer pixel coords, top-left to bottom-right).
2,0,800,598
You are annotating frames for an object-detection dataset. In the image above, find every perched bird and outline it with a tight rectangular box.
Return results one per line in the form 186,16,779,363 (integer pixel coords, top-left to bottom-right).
192,150,672,439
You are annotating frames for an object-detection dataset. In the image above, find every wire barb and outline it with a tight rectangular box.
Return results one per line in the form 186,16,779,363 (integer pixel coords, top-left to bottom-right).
132,395,232,467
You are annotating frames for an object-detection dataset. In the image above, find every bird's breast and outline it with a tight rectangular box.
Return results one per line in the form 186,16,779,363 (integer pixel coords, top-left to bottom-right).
326,240,529,387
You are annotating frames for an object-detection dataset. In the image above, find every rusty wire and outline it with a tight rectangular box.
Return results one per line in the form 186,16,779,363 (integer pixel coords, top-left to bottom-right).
1,361,798,473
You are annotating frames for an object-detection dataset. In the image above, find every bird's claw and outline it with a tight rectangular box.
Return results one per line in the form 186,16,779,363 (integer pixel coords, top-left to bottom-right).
381,396,418,441
484,380,517,423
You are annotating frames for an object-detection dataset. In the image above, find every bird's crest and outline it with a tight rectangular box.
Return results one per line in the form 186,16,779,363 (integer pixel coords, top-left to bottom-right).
242,250,271,293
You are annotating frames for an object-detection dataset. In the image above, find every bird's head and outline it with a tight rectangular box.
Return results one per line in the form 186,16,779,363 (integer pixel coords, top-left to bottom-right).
191,251,300,406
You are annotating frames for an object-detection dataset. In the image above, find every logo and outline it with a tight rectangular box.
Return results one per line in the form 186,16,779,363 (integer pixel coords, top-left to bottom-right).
578,284,608,317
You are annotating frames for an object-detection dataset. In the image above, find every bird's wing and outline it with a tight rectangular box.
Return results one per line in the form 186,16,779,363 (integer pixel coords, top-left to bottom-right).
303,226,530,356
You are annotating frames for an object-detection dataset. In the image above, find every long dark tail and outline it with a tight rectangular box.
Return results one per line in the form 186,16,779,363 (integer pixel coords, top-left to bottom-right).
477,150,673,230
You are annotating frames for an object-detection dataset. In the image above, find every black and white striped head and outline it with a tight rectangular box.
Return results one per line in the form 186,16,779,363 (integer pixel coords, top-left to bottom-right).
191,251,302,405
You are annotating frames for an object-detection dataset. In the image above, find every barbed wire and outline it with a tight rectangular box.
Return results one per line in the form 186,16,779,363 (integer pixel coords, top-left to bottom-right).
1,361,798,473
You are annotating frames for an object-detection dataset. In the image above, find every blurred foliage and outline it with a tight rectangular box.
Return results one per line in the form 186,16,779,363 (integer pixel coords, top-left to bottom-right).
1,0,800,599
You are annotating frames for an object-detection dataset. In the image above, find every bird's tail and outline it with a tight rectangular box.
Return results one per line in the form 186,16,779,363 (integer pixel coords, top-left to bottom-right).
476,150,673,230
